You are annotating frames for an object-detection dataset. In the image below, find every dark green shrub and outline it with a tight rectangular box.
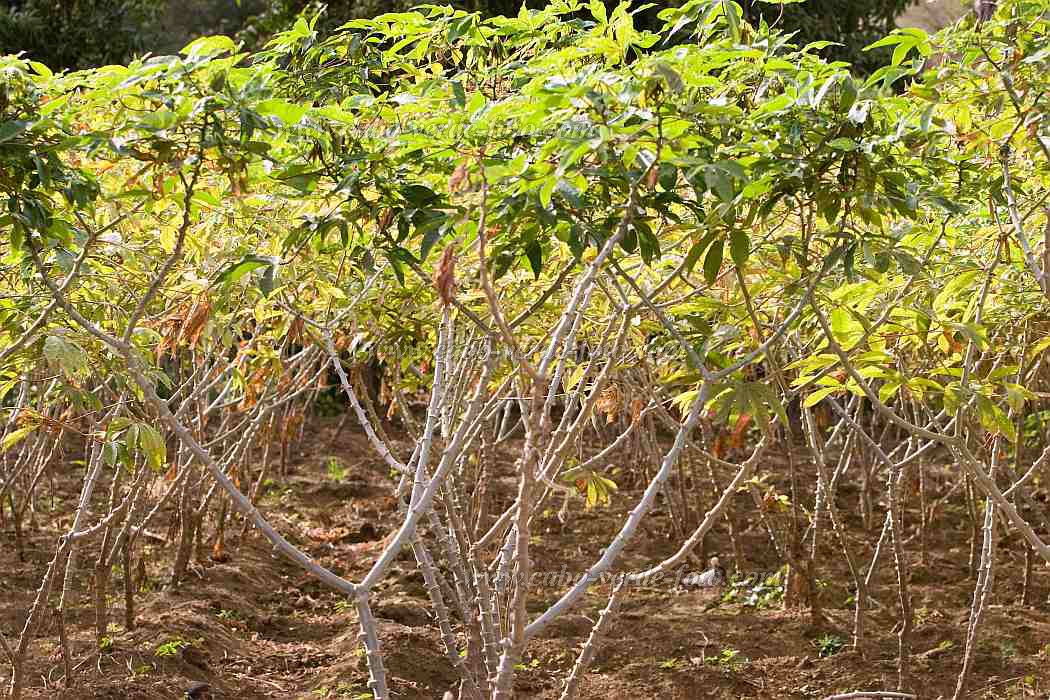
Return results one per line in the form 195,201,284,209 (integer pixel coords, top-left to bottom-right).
0,0,163,70
741,0,914,74
238,0,919,74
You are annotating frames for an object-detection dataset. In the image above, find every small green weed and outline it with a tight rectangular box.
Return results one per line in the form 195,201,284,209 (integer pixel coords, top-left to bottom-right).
724,568,785,609
704,647,745,670
815,633,845,658
216,608,243,622
324,456,349,481
154,638,190,657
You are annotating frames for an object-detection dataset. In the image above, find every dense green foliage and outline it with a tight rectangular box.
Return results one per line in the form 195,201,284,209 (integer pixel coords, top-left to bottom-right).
2,0,1048,448
0,0,163,70
1,0,929,73
242,0,918,72
2,1,1050,697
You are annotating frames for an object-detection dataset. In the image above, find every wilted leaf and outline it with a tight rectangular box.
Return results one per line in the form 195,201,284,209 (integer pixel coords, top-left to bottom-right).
432,245,457,306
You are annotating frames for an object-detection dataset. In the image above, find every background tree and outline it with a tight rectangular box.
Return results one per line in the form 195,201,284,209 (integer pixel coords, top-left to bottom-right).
739,0,914,74
240,0,920,73
0,0,163,70
2,0,953,74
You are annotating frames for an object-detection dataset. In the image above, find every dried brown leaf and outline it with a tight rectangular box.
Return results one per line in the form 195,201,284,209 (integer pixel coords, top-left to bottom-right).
595,384,621,424
448,163,469,193
433,245,457,307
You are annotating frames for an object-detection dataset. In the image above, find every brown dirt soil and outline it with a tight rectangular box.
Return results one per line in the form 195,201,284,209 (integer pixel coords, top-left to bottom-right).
3,416,1050,699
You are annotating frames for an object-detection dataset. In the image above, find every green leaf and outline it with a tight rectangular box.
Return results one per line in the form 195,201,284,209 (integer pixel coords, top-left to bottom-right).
863,34,905,52
803,386,840,408
258,262,279,298
1027,335,1050,359
215,256,273,286
838,77,858,113
43,335,90,378
181,35,237,58
1,426,35,453
100,441,120,466
589,0,608,24
555,180,582,208
830,307,851,340
637,221,660,265
654,63,684,93
879,380,901,404
722,0,740,43
0,120,31,144
256,99,307,125
539,177,557,209
451,81,466,108
524,239,543,279
685,231,717,272
891,38,918,67
386,251,405,286
125,424,139,458
729,230,749,267
39,93,70,116
703,241,724,284
705,167,734,202
448,15,474,42
1004,383,1034,412
138,111,177,131
107,417,134,434
136,424,166,471
401,184,439,207
620,227,638,254
28,61,52,77
420,227,444,261
828,137,857,151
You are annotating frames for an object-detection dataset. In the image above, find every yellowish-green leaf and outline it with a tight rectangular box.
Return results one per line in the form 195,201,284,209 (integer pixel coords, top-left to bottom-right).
1,426,36,453
803,386,840,408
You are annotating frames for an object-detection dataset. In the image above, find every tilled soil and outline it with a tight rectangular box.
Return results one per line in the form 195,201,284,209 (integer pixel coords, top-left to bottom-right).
2,417,1049,699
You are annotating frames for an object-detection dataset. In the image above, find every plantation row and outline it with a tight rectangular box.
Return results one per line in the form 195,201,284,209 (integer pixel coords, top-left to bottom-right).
1,1,1049,698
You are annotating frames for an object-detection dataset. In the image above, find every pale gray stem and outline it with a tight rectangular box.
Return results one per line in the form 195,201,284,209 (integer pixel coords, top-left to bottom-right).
29,227,362,597
356,592,389,700
626,437,766,582
359,343,495,591
525,381,710,638
1000,150,1048,295
558,579,626,700
952,489,997,700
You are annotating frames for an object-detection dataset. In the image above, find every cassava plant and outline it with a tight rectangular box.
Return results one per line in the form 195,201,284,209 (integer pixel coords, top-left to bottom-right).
2,1,1050,699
